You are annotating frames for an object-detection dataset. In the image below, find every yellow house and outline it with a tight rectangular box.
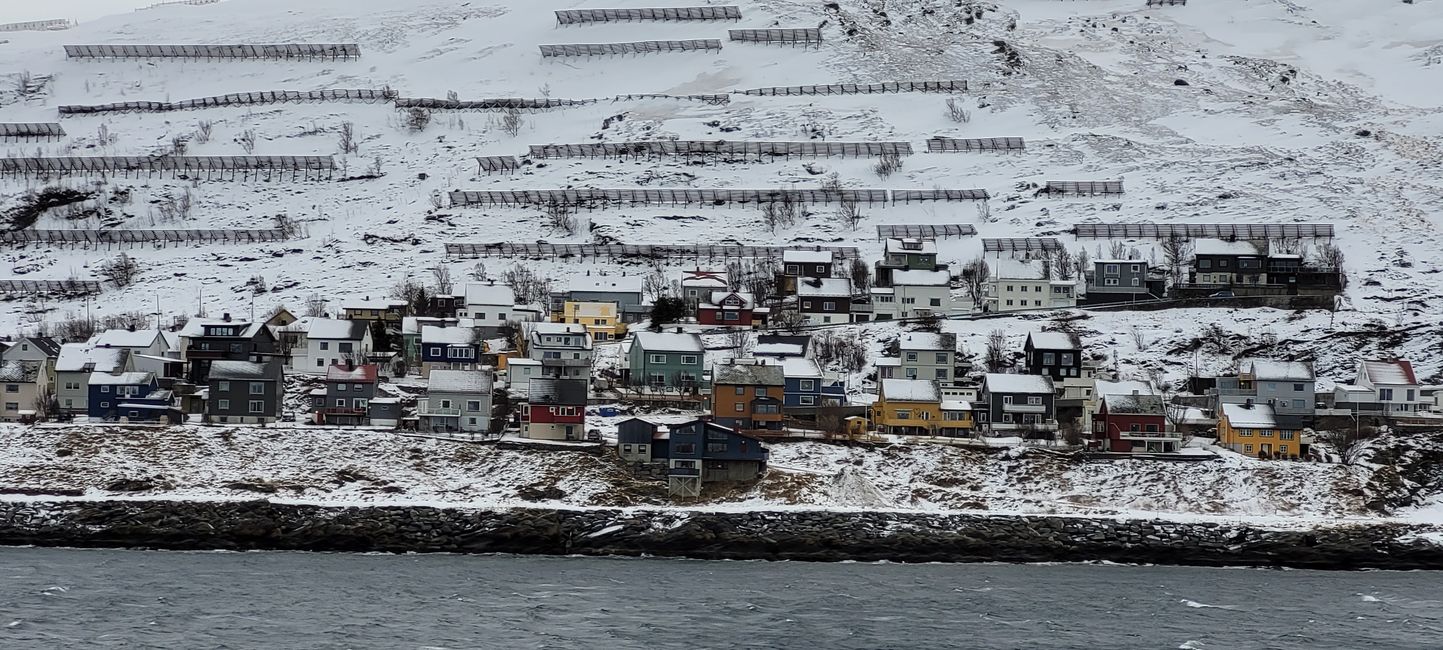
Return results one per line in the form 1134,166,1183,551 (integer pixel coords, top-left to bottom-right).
870,379,946,436
1218,402,1300,459
554,301,627,342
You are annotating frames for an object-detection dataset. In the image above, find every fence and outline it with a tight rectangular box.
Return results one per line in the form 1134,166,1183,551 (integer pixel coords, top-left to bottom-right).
142,0,220,8
59,89,396,115
0,123,66,140
739,80,965,96
1044,180,1124,195
0,156,335,180
877,224,976,239
1145,0,1186,6
0,279,101,294
63,43,360,60
555,6,741,24
526,140,912,159
926,136,1025,152
0,229,292,247
476,156,521,174
728,28,822,46
0,19,72,32
983,237,1063,253
539,40,721,58
444,242,860,261
891,189,990,203
448,188,890,208
1074,223,1335,240
398,93,727,111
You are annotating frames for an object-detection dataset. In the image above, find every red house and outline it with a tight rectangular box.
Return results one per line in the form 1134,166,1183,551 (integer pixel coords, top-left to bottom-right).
521,377,588,441
1092,390,1175,453
698,291,766,327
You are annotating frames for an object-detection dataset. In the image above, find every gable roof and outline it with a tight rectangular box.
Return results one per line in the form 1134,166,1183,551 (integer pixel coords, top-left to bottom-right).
56,344,128,373
88,371,155,386
891,269,950,287
899,332,955,351
884,237,937,255
526,377,587,405
403,316,456,335
177,318,265,339
881,378,940,402
569,275,643,294
0,360,41,383
1101,392,1164,415
422,325,476,345
308,318,370,341
464,282,516,306
714,360,784,386
92,329,165,349
327,364,378,383
754,334,810,358
1361,359,1417,386
1241,359,1313,381
704,291,754,309
1027,331,1079,351
1193,239,1263,257
209,360,281,381
16,336,62,358
781,356,822,379
983,373,1054,394
782,249,834,264
797,277,852,298
429,368,493,393
633,331,704,353
1221,402,1278,429
681,270,729,288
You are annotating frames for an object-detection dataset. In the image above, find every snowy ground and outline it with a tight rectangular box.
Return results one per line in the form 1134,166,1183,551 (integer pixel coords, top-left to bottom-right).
0,0,1440,390
3,423,1442,530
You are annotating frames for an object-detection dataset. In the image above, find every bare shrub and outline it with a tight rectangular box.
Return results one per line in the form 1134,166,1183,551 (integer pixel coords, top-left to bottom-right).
194,120,213,144
238,129,256,154
170,134,188,156
338,121,359,154
249,275,268,295
545,202,578,235
873,152,902,179
304,293,328,317
945,97,972,123
814,330,868,373
446,89,459,103
273,214,303,239
500,108,524,137
97,253,139,288
837,197,863,230
407,107,432,132
976,201,993,223
155,188,194,222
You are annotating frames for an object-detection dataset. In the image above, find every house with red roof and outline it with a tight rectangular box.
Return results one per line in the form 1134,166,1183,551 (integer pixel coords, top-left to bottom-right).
1333,359,1424,415
697,290,767,327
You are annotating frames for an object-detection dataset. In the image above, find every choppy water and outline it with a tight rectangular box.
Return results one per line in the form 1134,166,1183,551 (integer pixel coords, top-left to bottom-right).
2,547,1441,649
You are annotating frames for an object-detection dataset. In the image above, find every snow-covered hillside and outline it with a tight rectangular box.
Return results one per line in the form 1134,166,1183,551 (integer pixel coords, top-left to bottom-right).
1,0,1442,388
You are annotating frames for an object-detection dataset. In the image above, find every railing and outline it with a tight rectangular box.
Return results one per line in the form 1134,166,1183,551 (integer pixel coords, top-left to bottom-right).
319,407,366,416
1001,403,1048,414
185,349,231,360
417,404,461,417
1118,430,1182,440
539,357,593,367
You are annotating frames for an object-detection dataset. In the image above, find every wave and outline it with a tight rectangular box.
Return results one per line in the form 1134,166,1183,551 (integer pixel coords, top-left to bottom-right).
1181,599,1236,610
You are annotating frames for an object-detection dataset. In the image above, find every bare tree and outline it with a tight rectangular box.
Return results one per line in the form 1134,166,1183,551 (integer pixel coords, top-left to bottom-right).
1074,247,1091,278
944,96,971,123
837,197,863,230
1161,234,1194,286
1317,242,1345,270
770,309,805,333
850,258,872,292
1052,248,1075,280
338,121,359,154
390,278,429,316
814,330,869,373
407,107,432,132
430,264,453,295
470,262,489,281
304,293,328,318
984,329,1008,372
960,257,991,309
273,214,303,239
33,384,58,420
1130,325,1148,350
503,263,552,305
238,129,256,154
545,203,578,236
500,108,524,137
727,329,753,355
96,253,139,287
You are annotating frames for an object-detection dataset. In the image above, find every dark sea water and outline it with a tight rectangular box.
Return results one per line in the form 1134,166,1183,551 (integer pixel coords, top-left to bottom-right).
1,547,1440,649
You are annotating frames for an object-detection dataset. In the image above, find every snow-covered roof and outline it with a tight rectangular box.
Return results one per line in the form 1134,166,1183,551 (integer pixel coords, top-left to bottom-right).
797,277,852,297
464,282,516,306
941,400,972,411
681,270,728,288
92,329,163,349
705,291,754,308
869,287,895,295
403,316,455,335
56,344,127,373
306,318,370,341
900,332,954,351
781,357,822,379
209,360,278,380
343,299,407,311
1102,392,1165,415
1094,379,1154,398
875,358,901,367
992,258,1046,280
508,358,541,367
754,343,802,357
89,371,154,385
429,369,493,393
1241,359,1313,381
568,275,643,294
0,360,41,383
422,326,475,345
1221,402,1278,429
884,238,937,255
1027,331,1078,350
783,249,834,264
891,269,951,287
1361,359,1417,386
882,378,939,402
530,322,588,336
1193,239,1262,256
983,373,1054,394
633,331,704,353
527,378,588,405
714,361,784,386
177,318,264,338
327,364,379,383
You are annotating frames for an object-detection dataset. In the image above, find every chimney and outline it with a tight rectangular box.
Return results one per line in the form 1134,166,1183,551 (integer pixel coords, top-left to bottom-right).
127,324,136,332
1244,398,1254,409
222,313,232,323
1131,389,1139,396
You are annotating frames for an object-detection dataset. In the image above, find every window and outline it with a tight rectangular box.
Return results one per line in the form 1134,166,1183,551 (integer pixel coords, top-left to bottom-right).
895,410,910,420
3,403,16,411
466,400,482,412
1002,396,1013,405
1005,300,1014,306
649,354,666,364
675,443,695,454
905,368,917,379
750,387,765,397
799,395,815,406
1380,388,1394,401
930,298,942,307
1104,278,1119,286
249,382,264,395
935,369,948,380
1145,424,1159,432
722,312,739,322
316,358,325,367
681,355,698,365
339,343,353,354
822,301,836,311
215,381,231,392
707,443,727,453
1130,278,1140,287
905,352,918,362
429,346,442,356
353,384,364,391
1033,300,1041,306
1199,259,1212,269
100,386,110,393
1280,431,1295,440
475,313,486,321
3,385,15,393
1407,389,1416,402
335,399,346,407
65,382,79,391
248,400,264,413
786,264,799,274
337,384,347,392
230,343,242,353
354,398,369,409
218,399,230,410
1027,396,1042,406
543,351,561,359
1237,429,1253,437
648,373,666,385
1006,285,1014,292
935,353,948,364
734,403,745,412
98,401,109,408
733,386,745,395
319,342,330,351
1042,352,1055,366
1002,413,1013,423
1105,264,1119,275
440,399,453,409
799,379,814,391
1129,424,1140,432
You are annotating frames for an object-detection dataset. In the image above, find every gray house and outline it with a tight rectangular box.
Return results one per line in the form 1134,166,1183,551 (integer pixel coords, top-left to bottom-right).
1212,359,1315,428
979,373,1057,434
1084,260,1165,305
207,360,284,424
420,368,494,434
312,363,396,427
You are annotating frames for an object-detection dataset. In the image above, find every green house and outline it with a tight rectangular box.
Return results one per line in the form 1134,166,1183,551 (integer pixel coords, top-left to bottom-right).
626,331,707,390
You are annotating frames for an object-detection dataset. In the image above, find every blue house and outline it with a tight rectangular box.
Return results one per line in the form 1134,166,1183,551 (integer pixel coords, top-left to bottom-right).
87,371,172,422
646,418,768,497
780,357,846,409
419,325,481,377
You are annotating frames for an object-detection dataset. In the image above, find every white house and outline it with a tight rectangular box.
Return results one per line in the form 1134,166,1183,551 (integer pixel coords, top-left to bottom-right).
54,344,132,414
301,318,373,374
1334,359,1424,415
458,282,536,332
91,329,173,377
985,259,1077,313
1,336,61,387
526,322,594,380
873,269,952,320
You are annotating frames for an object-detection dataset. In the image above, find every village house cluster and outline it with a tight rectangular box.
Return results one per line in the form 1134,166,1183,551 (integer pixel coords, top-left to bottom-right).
0,235,1410,494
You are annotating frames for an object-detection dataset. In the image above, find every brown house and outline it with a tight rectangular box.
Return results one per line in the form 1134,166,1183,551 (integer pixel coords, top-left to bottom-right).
711,358,785,435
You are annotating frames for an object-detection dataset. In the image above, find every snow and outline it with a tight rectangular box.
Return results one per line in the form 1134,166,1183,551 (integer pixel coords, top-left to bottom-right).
341,299,405,311
529,322,587,336
631,331,703,353
568,275,642,294
983,373,1052,395
898,332,950,351
325,365,377,383
753,342,803,357
420,325,473,345
1102,393,1163,415
427,368,491,393
1361,360,1418,386
884,238,936,256
940,400,971,411
87,371,152,385
780,356,821,379
1027,331,1077,351
306,318,368,341
463,284,515,307
880,378,938,402
208,360,271,379
0,361,41,383
1192,239,1262,256
1241,359,1314,381
992,259,1046,280
796,278,852,298
54,344,126,373
91,329,163,349
890,269,949,287
1220,402,1278,429
782,249,833,265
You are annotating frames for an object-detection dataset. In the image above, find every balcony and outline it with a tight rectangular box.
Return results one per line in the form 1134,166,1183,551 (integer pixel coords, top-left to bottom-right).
669,467,700,477
1001,402,1048,414
989,420,1059,432
539,356,592,368
1118,430,1182,441
319,407,367,416
186,348,232,360
417,403,461,417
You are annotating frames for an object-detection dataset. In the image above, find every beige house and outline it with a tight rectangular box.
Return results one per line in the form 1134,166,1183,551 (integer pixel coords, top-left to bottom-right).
0,360,50,421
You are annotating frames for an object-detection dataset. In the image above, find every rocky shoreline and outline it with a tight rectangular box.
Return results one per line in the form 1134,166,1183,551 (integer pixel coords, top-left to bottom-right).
2,499,1442,570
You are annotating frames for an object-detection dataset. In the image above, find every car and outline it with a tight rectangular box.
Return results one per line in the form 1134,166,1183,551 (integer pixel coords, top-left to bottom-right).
281,410,297,422
1208,291,1235,299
